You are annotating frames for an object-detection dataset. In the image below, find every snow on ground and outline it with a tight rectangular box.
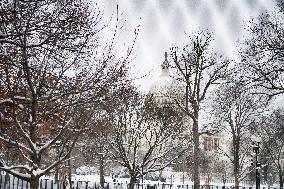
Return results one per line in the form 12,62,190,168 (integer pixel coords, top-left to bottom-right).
41,174,263,187
1,173,281,189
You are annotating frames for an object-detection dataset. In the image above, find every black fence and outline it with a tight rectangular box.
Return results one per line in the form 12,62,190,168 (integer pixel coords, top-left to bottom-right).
0,174,29,189
0,175,282,189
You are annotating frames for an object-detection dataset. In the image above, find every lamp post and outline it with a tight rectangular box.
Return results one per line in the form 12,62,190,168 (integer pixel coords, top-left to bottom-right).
251,135,261,189
279,159,284,189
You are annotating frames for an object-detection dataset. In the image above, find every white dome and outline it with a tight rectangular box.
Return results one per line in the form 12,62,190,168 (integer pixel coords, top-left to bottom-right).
149,52,183,102
149,73,175,96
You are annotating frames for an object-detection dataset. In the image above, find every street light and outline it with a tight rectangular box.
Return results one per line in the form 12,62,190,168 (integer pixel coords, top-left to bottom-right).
279,159,284,189
251,135,261,189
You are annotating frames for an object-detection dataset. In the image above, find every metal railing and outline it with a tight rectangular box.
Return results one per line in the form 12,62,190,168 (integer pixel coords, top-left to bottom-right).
0,175,282,189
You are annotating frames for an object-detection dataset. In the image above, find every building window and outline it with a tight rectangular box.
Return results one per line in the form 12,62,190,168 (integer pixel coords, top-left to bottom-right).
213,138,219,150
204,137,220,151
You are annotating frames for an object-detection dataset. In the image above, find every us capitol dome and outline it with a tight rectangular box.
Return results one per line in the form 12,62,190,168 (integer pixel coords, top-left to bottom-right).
149,52,182,104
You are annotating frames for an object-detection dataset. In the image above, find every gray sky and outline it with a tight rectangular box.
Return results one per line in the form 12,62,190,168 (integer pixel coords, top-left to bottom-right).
98,0,278,91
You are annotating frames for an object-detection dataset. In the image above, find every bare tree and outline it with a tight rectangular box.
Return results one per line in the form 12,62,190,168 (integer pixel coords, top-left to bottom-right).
212,79,265,188
242,3,284,97
81,120,113,189
0,1,135,188
199,150,226,186
107,93,188,189
169,32,230,189
258,109,284,189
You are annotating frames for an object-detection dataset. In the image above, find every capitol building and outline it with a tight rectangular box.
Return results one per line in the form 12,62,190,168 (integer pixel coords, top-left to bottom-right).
147,52,237,184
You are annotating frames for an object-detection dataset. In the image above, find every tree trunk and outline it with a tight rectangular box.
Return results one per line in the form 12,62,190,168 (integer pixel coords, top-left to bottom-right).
4,172,10,188
158,170,164,182
205,174,210,189
67,148,72,189
129,176,136,189
279,172,283,189
55,170,59,184
233,158,239,189
30,176,39,189
99,155,105,188
233,135,240,189
192,117,200,189
68,163,72,189
234,173,239,189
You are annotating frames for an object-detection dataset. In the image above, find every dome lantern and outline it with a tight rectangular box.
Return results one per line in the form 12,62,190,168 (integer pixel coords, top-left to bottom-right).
161,52,170,76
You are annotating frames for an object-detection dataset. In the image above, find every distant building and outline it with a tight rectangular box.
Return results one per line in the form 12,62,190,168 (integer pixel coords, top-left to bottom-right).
202,135,220,152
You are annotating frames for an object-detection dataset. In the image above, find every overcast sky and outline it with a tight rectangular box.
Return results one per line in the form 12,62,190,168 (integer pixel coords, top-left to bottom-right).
98,0,278,91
